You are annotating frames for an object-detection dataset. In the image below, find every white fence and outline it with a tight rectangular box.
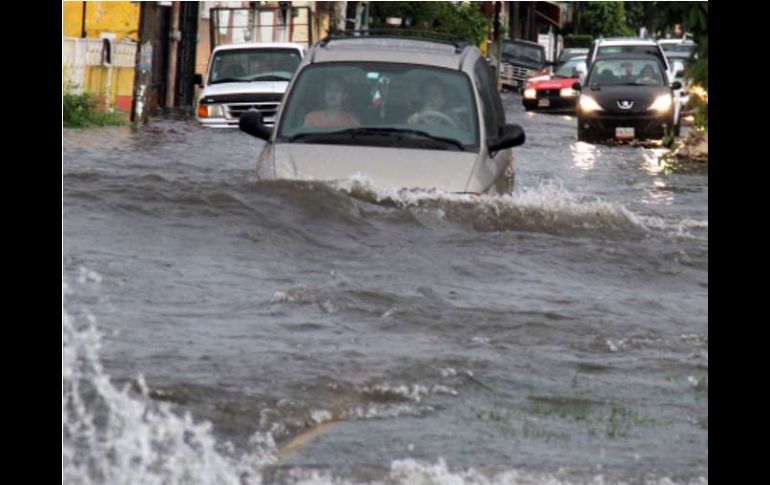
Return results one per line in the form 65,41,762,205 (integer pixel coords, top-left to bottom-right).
62,37,137,93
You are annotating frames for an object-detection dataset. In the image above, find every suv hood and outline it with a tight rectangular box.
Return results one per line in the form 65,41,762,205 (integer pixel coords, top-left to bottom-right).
200,81,289,98
261,144,480,192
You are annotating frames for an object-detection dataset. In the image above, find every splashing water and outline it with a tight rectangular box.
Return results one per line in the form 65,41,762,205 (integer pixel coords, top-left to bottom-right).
62,296,277,485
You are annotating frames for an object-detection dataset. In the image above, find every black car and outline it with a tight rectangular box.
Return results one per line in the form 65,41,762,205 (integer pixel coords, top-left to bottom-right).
573,53,682,142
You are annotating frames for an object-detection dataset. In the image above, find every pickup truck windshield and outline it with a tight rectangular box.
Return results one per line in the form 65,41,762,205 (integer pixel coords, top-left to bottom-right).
502,42,544,64
277,63,479,151
208,48,302,84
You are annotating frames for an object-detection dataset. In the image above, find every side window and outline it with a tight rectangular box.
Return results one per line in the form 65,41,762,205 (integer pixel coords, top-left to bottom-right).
473,58,505,137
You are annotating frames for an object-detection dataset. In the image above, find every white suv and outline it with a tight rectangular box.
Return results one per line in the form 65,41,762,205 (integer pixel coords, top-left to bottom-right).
238,33,526,195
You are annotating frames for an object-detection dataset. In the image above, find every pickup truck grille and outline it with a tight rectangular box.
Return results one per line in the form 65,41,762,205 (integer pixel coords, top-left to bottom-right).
500,63,530,81
225,102,281,120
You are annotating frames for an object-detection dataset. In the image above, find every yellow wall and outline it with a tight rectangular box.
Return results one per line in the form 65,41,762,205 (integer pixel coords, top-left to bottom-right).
62,1,140,41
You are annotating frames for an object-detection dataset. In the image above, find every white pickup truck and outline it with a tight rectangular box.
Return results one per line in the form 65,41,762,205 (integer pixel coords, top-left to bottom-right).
195,42,306,128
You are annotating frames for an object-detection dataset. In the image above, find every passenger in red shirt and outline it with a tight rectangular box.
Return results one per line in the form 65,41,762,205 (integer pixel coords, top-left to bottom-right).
304,79,361,128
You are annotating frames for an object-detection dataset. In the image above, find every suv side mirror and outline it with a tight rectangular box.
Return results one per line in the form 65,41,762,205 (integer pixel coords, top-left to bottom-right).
239,110,272,141
572,82,582,91
671,81,683,90
193,74,203,86
488,124,525,152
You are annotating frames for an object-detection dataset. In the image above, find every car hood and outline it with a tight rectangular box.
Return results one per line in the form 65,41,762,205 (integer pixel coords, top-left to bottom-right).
583,85,670,114
528,77,578,89
200,81,289,98
261,144,480,192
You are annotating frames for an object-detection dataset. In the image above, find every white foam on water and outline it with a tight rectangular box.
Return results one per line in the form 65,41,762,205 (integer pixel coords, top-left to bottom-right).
272,459,708,485
62,306,277,485
332,176,648,235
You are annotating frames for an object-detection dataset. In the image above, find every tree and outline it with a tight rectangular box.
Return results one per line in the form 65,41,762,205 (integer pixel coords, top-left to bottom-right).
580,2,635,38
368,1,490,46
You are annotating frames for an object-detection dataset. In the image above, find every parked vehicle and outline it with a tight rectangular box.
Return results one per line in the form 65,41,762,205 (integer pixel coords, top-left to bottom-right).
238,33,525,195
195,43,307,128
522,57,586,112
586,38,672,81
557,48,588,66
573,54,682,142
658,38,697,58
499,39,548,91
667,52,694,111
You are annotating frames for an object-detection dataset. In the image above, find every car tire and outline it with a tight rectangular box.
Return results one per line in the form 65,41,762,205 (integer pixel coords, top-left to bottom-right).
577,123,593,142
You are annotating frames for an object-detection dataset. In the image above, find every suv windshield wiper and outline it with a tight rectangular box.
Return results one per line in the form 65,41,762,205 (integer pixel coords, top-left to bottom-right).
289,127,466,151
209,77,244,85
247,74,292,82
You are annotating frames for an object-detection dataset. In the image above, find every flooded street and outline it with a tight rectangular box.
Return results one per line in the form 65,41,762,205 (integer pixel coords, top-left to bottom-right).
63,93,707,485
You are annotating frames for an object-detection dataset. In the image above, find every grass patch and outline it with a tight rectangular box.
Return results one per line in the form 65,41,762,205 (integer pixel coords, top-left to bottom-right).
63,90,127,128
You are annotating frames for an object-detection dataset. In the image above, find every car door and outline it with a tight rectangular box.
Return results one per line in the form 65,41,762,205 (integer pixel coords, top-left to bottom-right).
473,58,513,194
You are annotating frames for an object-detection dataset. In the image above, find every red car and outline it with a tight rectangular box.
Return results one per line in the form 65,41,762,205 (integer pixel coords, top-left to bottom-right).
522,57,586,111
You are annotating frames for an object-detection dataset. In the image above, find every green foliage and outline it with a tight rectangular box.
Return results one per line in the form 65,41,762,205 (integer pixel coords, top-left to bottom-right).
564,35,593,49
686,92,708,131
63,89,127,128
580,2,635,38
369,1,490,46
623,2,708,88
661,129,678,150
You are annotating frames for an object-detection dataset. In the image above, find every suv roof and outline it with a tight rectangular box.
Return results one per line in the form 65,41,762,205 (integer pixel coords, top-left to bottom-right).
594,38,659,46
592,52,667,62
212,42,306,53
311,32,474,70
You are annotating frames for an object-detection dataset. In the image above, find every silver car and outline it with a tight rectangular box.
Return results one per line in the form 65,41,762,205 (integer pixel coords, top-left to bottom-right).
239,34,525,195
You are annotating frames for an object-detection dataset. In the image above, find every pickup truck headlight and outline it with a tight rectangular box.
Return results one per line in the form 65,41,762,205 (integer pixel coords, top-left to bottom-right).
524,88,537,99
578,95,603,112
648,94,673,112
197,104,224,118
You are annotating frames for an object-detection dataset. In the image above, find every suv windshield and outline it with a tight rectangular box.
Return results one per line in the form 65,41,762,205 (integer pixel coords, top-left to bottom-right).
588,59,665,86
662,44,695,55
277,63,479,150
502,42,544,64
596,45,665,67
208,48,302,84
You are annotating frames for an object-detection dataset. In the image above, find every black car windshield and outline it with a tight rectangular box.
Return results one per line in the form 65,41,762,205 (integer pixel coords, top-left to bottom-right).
588,59,666,86
208,48,302,84
554,59,586,78
502,42,544,64
277,63,479,150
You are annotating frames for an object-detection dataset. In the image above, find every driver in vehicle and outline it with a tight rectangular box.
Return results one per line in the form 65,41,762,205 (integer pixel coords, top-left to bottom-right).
407,77,458,128
304,79,361,128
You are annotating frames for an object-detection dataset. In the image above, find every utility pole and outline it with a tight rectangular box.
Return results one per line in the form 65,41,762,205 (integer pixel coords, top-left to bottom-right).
493,1,502,91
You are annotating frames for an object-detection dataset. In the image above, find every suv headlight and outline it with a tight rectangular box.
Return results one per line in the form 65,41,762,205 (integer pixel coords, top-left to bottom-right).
198,104,224,118
578,95,603,112
648,94,672,112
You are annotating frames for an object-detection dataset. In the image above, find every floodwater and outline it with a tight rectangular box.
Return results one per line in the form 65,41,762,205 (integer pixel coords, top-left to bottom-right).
63,94,707,485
